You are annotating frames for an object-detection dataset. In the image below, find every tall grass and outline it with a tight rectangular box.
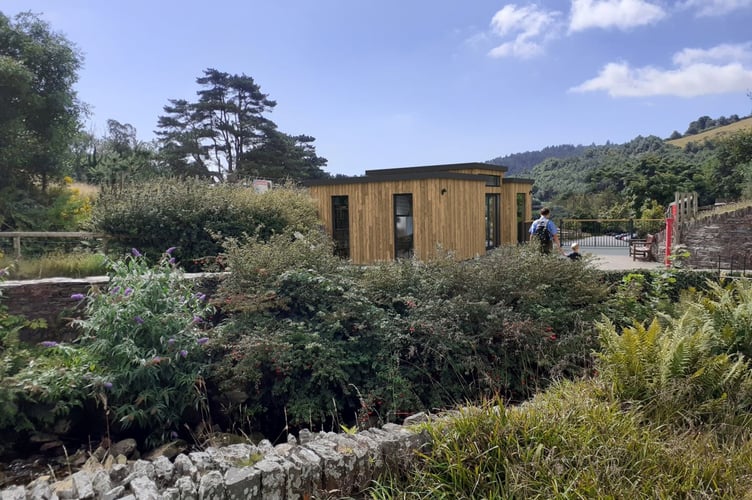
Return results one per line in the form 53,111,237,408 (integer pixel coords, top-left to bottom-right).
0,253,107,279
369,380,752,499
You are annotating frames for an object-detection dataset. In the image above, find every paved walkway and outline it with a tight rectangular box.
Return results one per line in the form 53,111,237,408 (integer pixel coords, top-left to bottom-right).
582,247,667,271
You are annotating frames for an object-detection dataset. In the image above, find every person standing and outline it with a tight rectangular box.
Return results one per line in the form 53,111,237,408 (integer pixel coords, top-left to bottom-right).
529,207,565,255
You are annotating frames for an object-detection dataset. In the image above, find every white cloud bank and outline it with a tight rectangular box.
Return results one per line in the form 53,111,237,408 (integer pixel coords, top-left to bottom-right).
570,43,752,97
678,0,752,17
569,0,666,32
487,4,561,59
483,0,748,61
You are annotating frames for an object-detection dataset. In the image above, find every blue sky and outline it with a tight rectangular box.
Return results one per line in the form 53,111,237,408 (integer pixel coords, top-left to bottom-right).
4,0,752,176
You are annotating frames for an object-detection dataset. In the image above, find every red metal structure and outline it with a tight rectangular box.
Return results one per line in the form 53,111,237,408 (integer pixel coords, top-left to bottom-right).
665,203,676,267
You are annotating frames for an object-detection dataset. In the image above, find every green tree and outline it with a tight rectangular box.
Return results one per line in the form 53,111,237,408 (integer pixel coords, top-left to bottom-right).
238,129,329,180
156,68,328,181
87,119,159,187
156,98,212,179
0,11,84,191
711,129,752,202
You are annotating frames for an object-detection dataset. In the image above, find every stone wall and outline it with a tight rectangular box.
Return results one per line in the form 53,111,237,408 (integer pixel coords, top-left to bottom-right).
0,274,222,343
0,413,435,500
682,206,752,271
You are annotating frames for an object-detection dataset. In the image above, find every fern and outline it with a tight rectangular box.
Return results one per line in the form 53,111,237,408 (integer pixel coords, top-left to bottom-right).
598,279,752,425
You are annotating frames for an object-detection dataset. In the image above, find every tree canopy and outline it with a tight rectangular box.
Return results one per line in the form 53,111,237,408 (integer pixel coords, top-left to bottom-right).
156,68,328,182
0,11,84,191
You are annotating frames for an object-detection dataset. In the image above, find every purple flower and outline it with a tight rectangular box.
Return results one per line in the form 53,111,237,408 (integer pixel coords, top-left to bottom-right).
192,316,203,324
167,338,176,345
197,337,209,345
40,341,59,348
103,382,113,389
153,356,162,363
134,316,144,324
195,293,207,302
131,248,142,257
171,431,179,439
110,286,120,295
165,247,176,255
179,350,188,358
168,258,176,265
0,268,7,277
70,293,85,301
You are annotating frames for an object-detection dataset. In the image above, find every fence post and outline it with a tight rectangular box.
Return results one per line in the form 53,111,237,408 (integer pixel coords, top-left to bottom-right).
13,236,21,259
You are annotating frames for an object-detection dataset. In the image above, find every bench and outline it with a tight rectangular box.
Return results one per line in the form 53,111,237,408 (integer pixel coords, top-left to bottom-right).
630,234,656,261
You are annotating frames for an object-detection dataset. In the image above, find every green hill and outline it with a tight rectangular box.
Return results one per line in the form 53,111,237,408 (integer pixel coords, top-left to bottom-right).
666,116,752,148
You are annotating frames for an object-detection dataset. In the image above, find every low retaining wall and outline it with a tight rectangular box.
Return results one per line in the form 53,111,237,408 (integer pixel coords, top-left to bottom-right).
0,274,222,343
0,413,434,500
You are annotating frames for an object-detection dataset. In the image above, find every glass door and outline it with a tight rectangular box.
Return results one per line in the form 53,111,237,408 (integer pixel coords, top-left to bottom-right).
394,194,413,259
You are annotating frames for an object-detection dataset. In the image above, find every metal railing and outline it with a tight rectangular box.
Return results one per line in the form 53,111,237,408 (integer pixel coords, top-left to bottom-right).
521,219,666,248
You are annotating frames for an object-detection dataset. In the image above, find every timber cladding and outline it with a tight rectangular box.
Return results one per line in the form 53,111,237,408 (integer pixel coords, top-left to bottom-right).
304,163,533,264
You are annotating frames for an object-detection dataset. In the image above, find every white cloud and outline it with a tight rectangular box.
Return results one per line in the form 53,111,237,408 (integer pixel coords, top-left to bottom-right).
673,43,752,66
487,4,561,59
678,0,752,17
569,0,666,32
570,43,752,97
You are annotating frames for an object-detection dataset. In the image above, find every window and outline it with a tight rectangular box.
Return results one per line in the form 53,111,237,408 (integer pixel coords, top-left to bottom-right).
484,175,500,187
486,194,500,249
332,196,349,259
394,194,413,259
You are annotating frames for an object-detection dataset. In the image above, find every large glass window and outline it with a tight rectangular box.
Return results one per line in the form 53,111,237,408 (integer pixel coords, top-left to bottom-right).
332,196,350,259
486,194,500,250
394,194,413,259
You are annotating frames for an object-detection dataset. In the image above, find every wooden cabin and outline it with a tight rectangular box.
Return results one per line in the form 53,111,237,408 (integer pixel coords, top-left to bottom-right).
304,162,533,264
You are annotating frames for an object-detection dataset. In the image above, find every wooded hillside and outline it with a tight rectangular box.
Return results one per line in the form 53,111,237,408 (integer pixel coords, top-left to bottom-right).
487,115,752,218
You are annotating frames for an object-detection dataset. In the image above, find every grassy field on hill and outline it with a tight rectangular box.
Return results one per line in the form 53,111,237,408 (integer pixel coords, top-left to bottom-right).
667,116,752,148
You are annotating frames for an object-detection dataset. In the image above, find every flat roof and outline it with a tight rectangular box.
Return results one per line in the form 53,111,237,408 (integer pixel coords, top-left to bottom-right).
504,177,535,184
365,162,508,176
303,171,489,187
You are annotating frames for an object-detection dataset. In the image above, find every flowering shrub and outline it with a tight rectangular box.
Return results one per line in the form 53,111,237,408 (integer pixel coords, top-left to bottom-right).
0,265,95,456
74,247,215,445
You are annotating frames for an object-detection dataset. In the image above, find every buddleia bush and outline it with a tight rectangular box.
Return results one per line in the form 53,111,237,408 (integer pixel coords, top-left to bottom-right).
74,248,215,446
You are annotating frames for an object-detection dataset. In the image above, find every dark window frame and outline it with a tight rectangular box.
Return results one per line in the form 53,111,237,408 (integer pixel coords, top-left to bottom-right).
332,195,350,259
393,193,414,259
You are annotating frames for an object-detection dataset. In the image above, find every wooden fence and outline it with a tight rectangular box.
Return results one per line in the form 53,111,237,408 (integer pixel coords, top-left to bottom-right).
0,232,108,259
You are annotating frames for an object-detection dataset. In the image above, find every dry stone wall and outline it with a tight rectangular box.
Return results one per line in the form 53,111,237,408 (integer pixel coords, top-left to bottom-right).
0,413,434,500
682,206,752,271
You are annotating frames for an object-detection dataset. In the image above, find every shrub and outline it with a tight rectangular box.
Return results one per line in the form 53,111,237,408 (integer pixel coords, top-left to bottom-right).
74,248,215,446
0,265,96,457
218,227,341,298
467,245,609,332
209,268,387,435
210,244,606,436
92,179,320,270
